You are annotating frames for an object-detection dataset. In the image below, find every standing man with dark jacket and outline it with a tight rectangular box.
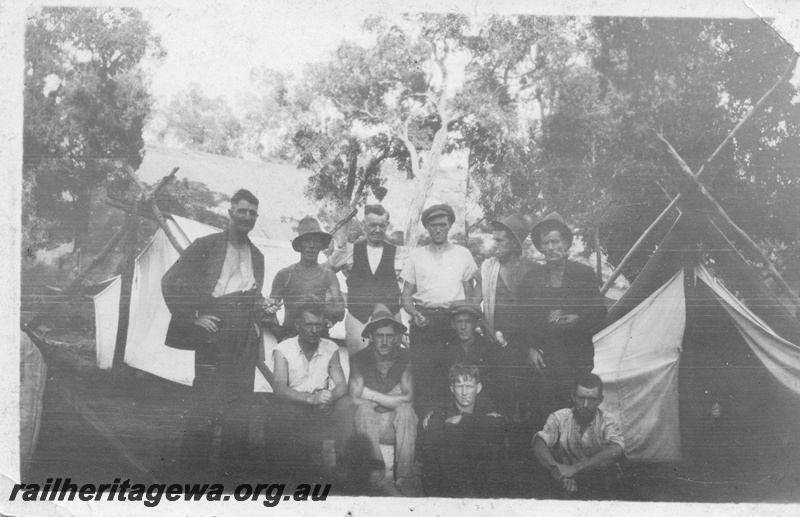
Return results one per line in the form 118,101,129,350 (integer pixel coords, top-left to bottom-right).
161,188,266,480
328,204,407,355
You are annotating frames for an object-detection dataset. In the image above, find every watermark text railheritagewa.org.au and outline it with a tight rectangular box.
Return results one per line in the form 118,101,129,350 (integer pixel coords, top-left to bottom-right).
9,478,331,507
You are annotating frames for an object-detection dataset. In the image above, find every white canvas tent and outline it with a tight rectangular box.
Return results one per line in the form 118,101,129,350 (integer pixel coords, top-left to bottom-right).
591,212,800,463
90,275,121,370
123,214,350,391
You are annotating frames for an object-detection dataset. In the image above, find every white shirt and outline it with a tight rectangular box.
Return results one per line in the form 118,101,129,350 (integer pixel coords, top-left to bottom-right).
536,408,625,465
366,244,383,274
212,242,256,297
400,241,478,308
274,336,339,393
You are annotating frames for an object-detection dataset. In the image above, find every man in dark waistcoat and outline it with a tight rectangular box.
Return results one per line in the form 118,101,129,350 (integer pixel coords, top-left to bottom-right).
161,188,266,480
328,204,406,355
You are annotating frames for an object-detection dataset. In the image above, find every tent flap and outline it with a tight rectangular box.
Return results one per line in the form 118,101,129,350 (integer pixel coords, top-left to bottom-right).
593,269,685,461
697,265,800,397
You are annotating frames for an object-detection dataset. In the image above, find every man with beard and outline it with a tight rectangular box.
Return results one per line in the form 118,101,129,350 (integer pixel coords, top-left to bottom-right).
327,205,407,355
265,217,345,340
161,189,266,480
533,373,625,499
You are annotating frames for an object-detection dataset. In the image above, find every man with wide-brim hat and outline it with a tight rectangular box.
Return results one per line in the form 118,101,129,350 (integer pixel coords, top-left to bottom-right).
472,213,541,426
265,216,344,340
527,212,606,422
400,203,479,414
349,304,420,496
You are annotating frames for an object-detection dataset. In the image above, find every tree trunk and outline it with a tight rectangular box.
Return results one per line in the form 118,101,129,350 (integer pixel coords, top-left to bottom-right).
594,225,602,280
402,103,450,249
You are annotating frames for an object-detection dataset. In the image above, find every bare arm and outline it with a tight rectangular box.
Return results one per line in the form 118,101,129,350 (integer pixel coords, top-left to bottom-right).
272,350,319,405
402,281,427,327
570,443,624,476
256,338,274,386
361,365,414,409
328,349,348,402
326,269,346,323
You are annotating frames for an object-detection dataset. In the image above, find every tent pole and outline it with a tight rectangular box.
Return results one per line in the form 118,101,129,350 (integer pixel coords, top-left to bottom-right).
24,224,128,331
694,54,798,181
657,134,800,307
112,195,142,368
600,193,681,295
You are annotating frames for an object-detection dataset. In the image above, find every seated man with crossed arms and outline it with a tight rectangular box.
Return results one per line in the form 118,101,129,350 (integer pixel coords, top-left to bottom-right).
348,304,420,496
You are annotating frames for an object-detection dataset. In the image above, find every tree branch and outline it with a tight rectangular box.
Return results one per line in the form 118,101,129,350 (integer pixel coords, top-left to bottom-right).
695,54,798,180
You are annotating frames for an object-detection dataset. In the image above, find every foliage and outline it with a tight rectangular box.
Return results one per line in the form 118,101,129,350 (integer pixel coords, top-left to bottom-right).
155,178,229,229
23,7,163,251
156,83,244,157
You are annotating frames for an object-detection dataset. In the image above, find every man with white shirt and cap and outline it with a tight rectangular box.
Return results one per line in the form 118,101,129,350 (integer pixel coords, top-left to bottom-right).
400,203,479,413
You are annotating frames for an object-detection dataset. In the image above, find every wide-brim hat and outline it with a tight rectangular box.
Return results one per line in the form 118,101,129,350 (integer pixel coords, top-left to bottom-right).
448,300,483,319
421,204,456,226
490,213,531,250
361,304,408,338
292,216,333,251
530,212,573,253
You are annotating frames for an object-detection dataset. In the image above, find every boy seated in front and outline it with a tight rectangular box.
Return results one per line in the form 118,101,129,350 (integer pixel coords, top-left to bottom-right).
421,362,505,497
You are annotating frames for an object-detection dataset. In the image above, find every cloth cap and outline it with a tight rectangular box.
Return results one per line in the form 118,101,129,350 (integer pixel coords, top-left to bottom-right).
292,217,333,251
490,213,531,250
448,300,483,319
421,204,456,226
361,304,408,338
530,212,574,253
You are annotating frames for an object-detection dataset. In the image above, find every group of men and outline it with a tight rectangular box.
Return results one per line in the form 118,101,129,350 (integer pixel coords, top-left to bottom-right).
161,188,624,499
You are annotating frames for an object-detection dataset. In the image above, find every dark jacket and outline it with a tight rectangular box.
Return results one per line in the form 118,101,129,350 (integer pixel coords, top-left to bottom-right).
529,259,607,371
161,232,265,350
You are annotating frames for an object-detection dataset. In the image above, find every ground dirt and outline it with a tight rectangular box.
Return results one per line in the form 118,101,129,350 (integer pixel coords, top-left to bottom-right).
26,336,800,502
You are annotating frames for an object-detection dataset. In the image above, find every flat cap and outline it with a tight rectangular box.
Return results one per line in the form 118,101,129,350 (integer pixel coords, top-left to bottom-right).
421,204,455,225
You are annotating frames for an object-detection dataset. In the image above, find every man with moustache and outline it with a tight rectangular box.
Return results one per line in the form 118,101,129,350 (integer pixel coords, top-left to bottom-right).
529,213,607,416
533,373,625,499
327,205,407,355
161,188,267,479
400,204,479,412
265,216,345,340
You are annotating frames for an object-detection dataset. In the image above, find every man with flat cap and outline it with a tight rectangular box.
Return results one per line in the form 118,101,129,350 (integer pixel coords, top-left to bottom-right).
474,214,541,422
265,216,345,339
348,304,419,495
400,204,478,412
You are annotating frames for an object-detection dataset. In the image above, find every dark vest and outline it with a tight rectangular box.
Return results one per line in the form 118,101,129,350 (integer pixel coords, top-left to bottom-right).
346,241,401,322
352,347,410,394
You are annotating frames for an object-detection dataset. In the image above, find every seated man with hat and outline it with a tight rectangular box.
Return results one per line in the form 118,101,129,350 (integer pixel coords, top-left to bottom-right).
400,204,479,412
265,216,345,340
348,304,420,496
